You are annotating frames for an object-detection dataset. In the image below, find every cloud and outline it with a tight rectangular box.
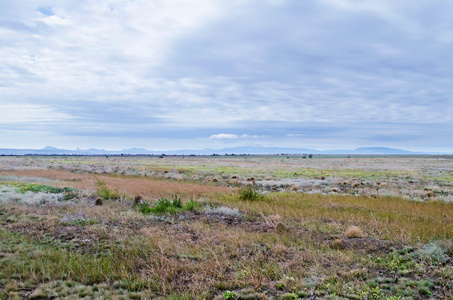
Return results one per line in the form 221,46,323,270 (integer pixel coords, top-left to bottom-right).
0,104,74,123
1,0,452,152
210,134,239,139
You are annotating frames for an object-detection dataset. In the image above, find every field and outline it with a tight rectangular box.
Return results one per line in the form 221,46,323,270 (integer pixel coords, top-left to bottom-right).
0,155,452,299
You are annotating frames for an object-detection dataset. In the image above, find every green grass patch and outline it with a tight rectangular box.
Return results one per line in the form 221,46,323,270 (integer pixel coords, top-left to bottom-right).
238,186,265,201
136,196,198,215
0,182,74,194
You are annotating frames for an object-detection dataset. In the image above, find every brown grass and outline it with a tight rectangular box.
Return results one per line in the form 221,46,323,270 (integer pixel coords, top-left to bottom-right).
211,192,453,243
344,225,364,238
0,169,232,199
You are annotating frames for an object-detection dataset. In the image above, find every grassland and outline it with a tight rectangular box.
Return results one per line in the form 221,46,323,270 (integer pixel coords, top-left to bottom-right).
0,155,452,299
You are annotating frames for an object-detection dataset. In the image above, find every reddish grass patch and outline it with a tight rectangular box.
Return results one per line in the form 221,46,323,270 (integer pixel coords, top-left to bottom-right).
0,169,233,199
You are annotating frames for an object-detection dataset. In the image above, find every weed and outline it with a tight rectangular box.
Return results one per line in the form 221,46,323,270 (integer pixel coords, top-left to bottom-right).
222,290,237,299
184,199,198,211
94,176,121,200
152,196,182,214
136,196,198,215
238,186,263,201
136,201,153,214
411,243,449,264
280,292,298,300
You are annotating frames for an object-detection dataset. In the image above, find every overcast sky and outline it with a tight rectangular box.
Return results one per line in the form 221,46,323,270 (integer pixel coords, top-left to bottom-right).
1,0,452,152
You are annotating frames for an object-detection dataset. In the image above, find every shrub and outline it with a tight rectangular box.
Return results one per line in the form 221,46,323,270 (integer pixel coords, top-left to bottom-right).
184,199,198,211
152,196,181,214
136,196,198,215
222,290,237,299
238,187,263,201
94,176,120,200
411,243,448,264
136,201,153,214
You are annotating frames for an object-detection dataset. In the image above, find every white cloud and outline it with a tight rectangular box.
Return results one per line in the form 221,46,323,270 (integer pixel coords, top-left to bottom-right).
0,104,74,123
287,134,305,137
0,0,250,98
209,133,270,139
210,134,239,139
240,134,269,138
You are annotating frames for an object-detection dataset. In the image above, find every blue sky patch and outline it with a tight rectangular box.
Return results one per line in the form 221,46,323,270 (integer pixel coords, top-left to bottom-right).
36,6,54,16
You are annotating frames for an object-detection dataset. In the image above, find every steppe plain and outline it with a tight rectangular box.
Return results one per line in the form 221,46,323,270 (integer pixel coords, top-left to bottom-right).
0,155,452,299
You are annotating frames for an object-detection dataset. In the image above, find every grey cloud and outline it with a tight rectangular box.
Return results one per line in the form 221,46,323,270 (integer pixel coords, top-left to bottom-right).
0,19,49,33
1,0,452,152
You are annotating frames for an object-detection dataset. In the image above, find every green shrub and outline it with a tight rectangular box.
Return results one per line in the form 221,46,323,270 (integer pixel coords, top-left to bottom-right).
136,201,153,214
136,196,198,215
222,290,237,299
153,197,180,214
184,199,198,211
94,176,120,200
238,186,263,201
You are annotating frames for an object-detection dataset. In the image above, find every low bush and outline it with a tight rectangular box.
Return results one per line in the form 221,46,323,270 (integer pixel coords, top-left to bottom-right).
136,196,198,215
94,176,121,200
238,186,264,201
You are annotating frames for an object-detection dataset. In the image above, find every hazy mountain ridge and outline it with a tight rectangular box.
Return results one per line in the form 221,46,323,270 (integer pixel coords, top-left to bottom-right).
0,146,444,155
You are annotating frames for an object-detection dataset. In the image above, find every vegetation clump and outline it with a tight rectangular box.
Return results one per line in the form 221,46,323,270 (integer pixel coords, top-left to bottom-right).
94,176,121,200
345,225,364,238
136,196,198,215
8,182,73,194
238,186,264,201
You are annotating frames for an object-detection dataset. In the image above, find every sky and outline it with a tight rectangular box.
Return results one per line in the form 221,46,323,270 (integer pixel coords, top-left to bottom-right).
1,0,452,152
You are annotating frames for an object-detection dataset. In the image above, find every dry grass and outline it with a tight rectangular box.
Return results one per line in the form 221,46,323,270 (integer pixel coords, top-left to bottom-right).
0,169,232,199
2,155,453,201
345,225,364,238
0,156,452,298
209,192,453,243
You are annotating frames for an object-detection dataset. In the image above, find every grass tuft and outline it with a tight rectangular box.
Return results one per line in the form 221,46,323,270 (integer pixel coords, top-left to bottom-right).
136,196,198,215
238,186,264,201
94,176,121,200
345,225,364,238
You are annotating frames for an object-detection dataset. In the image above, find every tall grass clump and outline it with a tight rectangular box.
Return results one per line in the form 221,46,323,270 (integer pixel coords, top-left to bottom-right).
238,186,264,201
94,176,121,200
137,195,198,215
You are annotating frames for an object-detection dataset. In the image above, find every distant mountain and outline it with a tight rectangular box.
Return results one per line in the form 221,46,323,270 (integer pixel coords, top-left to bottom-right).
0,146,446,156
350,147,414,154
